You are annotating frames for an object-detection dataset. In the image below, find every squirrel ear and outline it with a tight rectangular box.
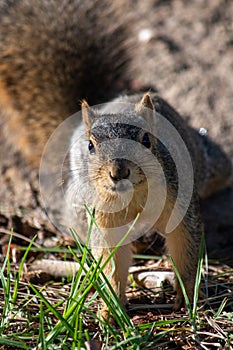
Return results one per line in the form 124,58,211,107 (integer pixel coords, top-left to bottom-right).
82,100,96,138
135,93,156,132
136,93,154,112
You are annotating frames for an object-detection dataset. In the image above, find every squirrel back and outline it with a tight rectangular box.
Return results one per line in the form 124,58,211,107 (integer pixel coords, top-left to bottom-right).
0,0,133,166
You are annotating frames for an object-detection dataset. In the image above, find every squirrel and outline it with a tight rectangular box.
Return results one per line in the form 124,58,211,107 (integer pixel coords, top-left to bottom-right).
0,0,232,320
65,92,232,319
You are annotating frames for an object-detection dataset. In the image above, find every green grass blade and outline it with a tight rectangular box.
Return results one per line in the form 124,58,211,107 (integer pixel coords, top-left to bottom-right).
0,337,29,349
12,235,37,303
30,283,74,340
214,297,228,320
170,255,192,315
38,302,46,350
192,233,205,320
0,251,12,329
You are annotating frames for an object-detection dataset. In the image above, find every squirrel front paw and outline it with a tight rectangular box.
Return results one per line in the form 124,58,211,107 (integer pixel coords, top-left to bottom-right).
172,285,205,311
100,307,116,325
99,295,128,325
173,293,184,311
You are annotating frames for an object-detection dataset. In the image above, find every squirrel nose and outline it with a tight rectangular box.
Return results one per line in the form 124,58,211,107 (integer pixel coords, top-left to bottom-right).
109,160,130,182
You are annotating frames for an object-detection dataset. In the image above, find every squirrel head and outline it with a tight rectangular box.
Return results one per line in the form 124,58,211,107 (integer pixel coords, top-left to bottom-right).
82,93,156,138
81,93,158,204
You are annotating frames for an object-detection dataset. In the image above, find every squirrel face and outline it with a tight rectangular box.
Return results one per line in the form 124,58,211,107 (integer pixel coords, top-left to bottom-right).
88,143,148,195
87,126,151,202
81,94,157,208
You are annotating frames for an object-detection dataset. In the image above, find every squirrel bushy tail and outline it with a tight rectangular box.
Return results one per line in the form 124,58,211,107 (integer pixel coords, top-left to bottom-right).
0,0,134,166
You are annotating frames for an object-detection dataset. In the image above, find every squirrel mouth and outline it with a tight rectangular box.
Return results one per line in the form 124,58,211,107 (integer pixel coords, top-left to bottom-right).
108,178,146,193
111,179,133,193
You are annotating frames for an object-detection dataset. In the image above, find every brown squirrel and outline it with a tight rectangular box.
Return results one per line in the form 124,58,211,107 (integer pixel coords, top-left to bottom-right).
65,92,232,319
0,0,232,321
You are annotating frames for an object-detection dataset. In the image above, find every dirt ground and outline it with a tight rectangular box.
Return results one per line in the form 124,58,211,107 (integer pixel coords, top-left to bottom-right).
132,0,233,261
0,0,233,262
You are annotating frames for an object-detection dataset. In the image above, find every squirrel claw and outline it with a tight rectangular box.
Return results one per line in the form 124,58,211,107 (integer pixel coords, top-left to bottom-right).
172,295,184,311
100,307,116,325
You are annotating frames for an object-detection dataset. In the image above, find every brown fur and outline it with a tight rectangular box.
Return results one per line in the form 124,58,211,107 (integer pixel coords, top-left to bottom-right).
79,93,210,319
0,0,134,166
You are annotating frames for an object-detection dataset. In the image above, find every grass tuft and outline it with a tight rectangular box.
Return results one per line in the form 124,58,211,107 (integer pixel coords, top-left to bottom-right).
0,222,232,349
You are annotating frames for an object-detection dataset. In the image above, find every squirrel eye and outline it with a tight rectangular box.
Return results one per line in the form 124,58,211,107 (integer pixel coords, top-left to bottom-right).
141,133,151,148
88,140,95,154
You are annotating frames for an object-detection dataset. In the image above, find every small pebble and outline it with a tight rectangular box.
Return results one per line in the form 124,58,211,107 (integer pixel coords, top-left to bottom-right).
199,127,207,136
138,28,153,43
